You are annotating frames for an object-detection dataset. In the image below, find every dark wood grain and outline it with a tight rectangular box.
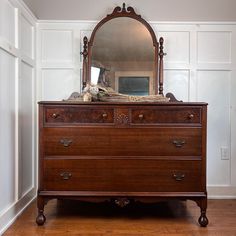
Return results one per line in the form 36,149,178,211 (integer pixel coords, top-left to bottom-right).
42,127,202,156
43,159,202,192
131,106,201,124
45,106,114,124
37,102,208,226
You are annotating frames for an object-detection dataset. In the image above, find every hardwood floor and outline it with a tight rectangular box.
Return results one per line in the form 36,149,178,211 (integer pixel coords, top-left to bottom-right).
3,199,236,235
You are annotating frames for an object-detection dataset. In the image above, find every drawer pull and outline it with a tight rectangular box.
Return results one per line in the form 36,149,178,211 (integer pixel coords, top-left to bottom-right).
188,114,194,119
138,114,144,120
173,140,186,148
60,139,73,147
60,172,72,180
173,173,185,181
102,113,108,118
52,113,59,119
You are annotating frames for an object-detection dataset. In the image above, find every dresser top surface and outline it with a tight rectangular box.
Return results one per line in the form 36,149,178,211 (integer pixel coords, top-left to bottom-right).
38,101,208,106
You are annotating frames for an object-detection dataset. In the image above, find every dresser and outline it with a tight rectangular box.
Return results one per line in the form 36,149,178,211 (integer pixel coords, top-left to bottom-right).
36,101,208,226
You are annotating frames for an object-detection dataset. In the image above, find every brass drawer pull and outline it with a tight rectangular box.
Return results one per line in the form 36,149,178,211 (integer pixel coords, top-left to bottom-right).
173,173,185,181
52,113,59,119
173,140,186,148
188,114,194,119
60,172,72,180
60,139,73,147
138,114,144,120
102,113,108,118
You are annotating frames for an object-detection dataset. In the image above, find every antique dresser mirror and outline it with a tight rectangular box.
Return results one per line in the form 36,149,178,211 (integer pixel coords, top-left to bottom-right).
80,3,172,101
37,3,208,227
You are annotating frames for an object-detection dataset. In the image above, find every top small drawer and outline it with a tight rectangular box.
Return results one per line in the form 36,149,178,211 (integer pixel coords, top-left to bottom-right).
44,106,114,125
131,107,201,124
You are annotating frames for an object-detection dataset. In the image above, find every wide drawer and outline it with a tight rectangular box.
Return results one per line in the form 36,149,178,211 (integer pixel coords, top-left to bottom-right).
44,106,114,124
42,127,202,157
43,159,202,192
131,107,201,124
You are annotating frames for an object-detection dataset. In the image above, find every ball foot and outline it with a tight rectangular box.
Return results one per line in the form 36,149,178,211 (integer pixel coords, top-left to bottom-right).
198,212,208,227
36,212,46,226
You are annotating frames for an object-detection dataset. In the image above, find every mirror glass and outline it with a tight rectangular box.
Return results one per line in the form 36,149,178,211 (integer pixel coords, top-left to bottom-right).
91,17,155,95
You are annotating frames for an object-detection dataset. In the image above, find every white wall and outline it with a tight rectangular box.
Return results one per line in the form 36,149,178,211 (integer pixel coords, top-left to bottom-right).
37,20,236,198
0,0,36,234
23,0,236,22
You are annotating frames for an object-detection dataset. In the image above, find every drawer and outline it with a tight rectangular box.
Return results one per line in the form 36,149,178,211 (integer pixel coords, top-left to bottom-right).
131,107,201,124
42,127,202,157
44,106,114,125
43,159,202,192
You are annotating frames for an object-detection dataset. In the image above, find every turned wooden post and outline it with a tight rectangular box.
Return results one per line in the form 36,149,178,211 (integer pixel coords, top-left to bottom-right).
158,37,166,95
81,36,88,90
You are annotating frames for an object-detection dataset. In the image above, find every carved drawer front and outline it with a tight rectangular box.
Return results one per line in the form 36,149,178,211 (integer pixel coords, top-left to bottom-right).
131,107,201,124
43,127,202,157
43,159,202,192
44,106,114,125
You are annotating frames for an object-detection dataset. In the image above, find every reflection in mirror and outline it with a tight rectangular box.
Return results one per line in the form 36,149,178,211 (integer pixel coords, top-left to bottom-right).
118,77,149,96
91,66,101,85
91,17,155,95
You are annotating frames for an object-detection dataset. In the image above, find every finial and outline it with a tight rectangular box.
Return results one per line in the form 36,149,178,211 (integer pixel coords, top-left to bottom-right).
108,3,139,16
122,3,126,11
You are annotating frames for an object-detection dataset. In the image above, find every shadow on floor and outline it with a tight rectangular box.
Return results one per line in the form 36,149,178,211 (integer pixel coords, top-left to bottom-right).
52,199,189,220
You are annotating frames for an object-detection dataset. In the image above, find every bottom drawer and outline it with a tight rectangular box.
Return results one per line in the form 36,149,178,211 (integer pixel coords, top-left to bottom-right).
43,159,202,192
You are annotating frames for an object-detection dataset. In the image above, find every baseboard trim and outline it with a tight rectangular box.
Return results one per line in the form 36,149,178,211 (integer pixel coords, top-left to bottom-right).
0,187,36,235
207,186,236,199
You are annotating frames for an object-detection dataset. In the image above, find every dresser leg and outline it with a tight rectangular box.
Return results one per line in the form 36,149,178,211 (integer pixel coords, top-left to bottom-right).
196,198,208,227
36,196,46,226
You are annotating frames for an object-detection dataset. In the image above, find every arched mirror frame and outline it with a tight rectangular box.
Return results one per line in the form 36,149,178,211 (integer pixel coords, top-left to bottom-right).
81,3,165,95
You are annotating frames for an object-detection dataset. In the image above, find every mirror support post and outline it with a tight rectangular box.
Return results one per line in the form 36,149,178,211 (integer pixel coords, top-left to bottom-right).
158,37,166,95
81,36,88,90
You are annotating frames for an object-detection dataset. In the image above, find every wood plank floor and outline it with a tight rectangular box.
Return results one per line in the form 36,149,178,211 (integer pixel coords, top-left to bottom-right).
3,199,236,235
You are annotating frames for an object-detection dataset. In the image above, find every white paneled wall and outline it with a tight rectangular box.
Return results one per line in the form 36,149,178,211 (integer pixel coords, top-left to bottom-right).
41,30,73,66
19,61,34,197
0,0,36,234
197,71,231,184
0,49,16,214
0,0,16,46
41,69,80,100
37,21,236,198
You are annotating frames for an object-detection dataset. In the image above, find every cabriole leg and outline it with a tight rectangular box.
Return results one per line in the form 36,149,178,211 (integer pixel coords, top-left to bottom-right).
36,196,46,226
196,197,208,227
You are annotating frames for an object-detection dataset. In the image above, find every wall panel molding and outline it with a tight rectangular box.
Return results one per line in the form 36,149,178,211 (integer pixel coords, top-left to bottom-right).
0,0,36,234
37,20,236,199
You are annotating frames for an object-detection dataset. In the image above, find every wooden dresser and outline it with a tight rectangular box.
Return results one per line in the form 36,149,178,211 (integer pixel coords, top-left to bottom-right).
36,101,208,226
